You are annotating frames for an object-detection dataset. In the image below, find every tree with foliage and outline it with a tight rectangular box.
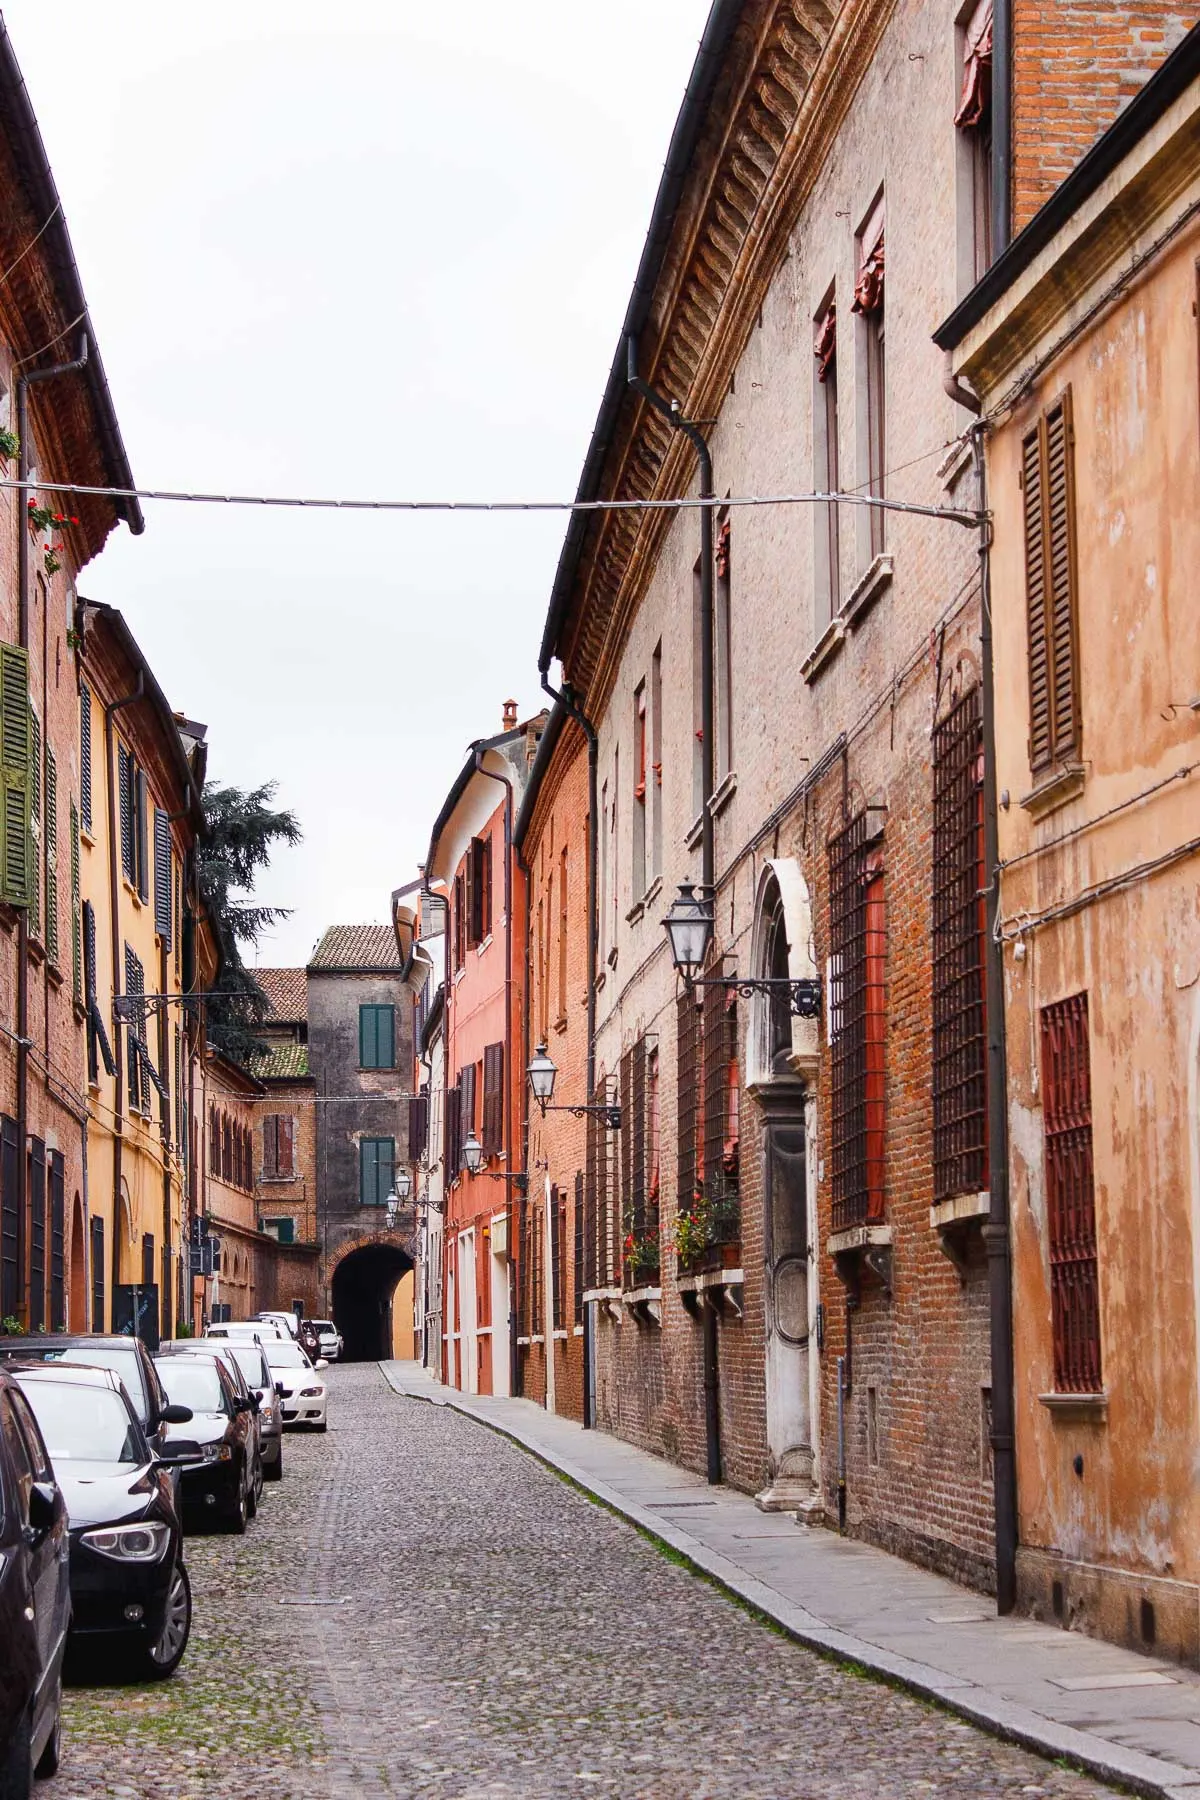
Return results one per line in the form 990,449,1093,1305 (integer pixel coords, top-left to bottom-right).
198,781,302,1065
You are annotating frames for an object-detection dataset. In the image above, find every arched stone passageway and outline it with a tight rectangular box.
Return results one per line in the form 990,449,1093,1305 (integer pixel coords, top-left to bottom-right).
331,1242,414,1362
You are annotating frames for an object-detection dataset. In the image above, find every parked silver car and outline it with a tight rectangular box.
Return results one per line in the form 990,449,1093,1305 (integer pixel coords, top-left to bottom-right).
310,1319,343,1363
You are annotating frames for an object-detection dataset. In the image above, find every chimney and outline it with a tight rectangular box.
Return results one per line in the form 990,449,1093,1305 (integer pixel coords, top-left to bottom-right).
502,698,518,730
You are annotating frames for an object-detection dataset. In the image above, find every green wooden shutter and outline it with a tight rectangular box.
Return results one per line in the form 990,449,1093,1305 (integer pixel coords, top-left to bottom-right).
118,745,134,880
381,1137,395,1199
135,769,149,902
360,1138,378,1206
28,706,41,932
0,644,32,908
70,800,81,1002
80,683,93,834
43,745,58,964
154,809,171,944
359,1004,373,1068
381,1005,394,1069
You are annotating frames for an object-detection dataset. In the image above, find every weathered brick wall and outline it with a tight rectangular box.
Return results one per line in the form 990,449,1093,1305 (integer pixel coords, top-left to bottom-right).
1011,2,1196,232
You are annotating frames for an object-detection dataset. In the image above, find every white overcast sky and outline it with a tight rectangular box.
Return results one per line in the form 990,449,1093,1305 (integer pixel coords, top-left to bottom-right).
7,0,711,964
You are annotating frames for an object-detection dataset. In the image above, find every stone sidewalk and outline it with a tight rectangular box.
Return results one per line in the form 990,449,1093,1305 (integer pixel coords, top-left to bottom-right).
382,1360,1200,1800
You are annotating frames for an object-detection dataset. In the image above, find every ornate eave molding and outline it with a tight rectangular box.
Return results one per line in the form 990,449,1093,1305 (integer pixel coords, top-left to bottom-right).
562,0,897,714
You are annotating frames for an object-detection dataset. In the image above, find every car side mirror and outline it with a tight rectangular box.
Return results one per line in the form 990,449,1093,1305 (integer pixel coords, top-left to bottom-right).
157,1403,194,1426
314,1358,329,1371
233,1395,254,1414
26,1480,57,1541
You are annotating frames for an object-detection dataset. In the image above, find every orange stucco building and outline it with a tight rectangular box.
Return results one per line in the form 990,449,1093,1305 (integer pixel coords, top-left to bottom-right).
942,31,1200,1662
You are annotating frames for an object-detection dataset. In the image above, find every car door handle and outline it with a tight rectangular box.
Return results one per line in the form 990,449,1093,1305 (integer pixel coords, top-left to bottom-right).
23,1604,34,1621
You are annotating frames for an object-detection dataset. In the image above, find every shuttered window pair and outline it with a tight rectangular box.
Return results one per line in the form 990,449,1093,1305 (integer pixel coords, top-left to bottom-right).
360,1136,395,1207
117,742,151,901
263,1113,296,1179
1022,389,1081,776
481,1041,504,1157
358,1004,395,1069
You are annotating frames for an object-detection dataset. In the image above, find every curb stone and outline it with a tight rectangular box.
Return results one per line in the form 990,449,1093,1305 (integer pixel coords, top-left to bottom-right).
379,1362,1194,1800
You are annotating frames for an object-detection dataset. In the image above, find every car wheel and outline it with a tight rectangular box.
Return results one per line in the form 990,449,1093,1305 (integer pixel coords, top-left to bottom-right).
143,1561,191,1680
34,1680,62,1780
246,1475,258,1520
0,1710,33,1800
264,1443,283,1481
225,1478,248,1534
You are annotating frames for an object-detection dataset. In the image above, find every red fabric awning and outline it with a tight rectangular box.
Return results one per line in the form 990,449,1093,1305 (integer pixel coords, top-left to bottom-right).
851,234,885,317
814,304,837,381
955,0,994,128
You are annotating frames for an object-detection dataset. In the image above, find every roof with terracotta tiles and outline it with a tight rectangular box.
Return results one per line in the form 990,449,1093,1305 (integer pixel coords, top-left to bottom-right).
307,924,403,974
247,1043,312,1082
256,968,307,1023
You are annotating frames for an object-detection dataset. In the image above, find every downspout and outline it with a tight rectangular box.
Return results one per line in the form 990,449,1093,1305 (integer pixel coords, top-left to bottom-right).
540,672,598,1427
992,0,1013,257
473,745,517,1398
102,669,144,1308
14,335,89,1325
975,426,1017,1613
626,337,722,1484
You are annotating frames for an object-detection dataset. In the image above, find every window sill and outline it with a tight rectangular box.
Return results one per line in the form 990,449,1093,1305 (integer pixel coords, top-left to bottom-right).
475,934,493,957
592,969,606,994
606,945,618,971
937,436,975,490
929,1192,989,1230
643,874,663,908
685,814,704,851
826,1223,892,1257
45,961,64,992
1020,764,1086,821
122,879,144,908
801,616,846,685
709,770,738,819
625,899,645,925
1038,1391,1108,1423
843,552,894,630
552,1328,569,1341
553,1014,568,1036
260,1175,299,1186
80,827,96,849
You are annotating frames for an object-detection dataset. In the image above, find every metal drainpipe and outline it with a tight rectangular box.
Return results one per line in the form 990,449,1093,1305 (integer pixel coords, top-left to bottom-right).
14,335,89,1325
540,672,598,1428
101,671,143,1306
472,745,518,1398
626,337,721,1484
975,427,1018,1613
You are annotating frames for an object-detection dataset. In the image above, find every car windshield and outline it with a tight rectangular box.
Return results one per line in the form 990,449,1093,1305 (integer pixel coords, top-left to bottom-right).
224,1345,269,1387
313,1321,334,1333
265,1340,310,1369
11,1345,148,1417
155,1359,227,1414
18,1378,145,1465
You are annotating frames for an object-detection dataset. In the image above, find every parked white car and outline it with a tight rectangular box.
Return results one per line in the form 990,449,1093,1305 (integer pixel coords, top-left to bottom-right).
207,1320,288,1342
262,1337,328,1431
311,1319,343,1363
255,1311,300,1340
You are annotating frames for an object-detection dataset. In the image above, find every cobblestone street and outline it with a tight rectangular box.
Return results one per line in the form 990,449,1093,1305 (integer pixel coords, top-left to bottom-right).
44,1365,1122,1799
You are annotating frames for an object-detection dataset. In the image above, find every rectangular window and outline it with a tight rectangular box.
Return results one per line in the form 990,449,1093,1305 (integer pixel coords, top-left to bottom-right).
3,1115,21,1319
632,682,647,900
79,682,93,834
677,989,703,1216
444,1082,462,1179
91,1215,105,1333
360,1137,396,1207
48,1153,65,1333
956,0,994,286
135,769,149,903
599,780,609,964
573,1170,584,1327
932,683,987,1201
481,1041,504,1157
692,559,704,819
1022,389,1080,776
551,1185,566,1331
715,517,732,785
453,873,465,969
0,644,34,911
703,977,740,1206
359,1004,396,1069
70,800,81,1003
466,835,492,946
461,1061,477,1142
610,748,618,956
585,1074,617,1288
829,812,887,1230
650,643,663,881
557,845,568,1023
43,743,58,965
1041,994,1101,1393
154,809,172,946
263,1114,295,1178
853,199,886,562
408,1091,429,1162
814,295,841,631
124,944,146,1113
28,1138,45,1332
28,706,40,936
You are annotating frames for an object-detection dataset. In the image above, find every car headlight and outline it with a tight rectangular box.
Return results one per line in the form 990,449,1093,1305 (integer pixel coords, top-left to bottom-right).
198,1442,233,1462
300,1386,323,1398
81,1522,170,1562
259,1400,275,1420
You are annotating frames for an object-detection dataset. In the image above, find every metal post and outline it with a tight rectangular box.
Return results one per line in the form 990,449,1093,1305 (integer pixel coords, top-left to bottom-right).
836,1354,847,1534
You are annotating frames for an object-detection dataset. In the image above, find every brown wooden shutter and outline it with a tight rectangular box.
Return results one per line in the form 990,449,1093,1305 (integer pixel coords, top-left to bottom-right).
482,1042,503,1156
1022,421,1051,771
263,1115,278,1178
1023,389,1080,774
280,1116,295,1178
461,1061,477,1143
445,1082,462,1175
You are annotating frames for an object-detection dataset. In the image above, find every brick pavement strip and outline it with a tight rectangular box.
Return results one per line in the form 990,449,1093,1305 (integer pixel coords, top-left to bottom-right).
43,1365,1124,1799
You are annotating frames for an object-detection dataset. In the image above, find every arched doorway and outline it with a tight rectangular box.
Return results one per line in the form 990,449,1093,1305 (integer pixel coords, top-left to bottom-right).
69,1196,86,1330
747,860,822,1516
331,1242,414,1362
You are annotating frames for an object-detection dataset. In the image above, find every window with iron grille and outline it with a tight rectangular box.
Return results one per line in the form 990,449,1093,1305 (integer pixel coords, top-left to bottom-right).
828,811,887,1230
49,1152,64,1332
91,1214,105,1333
677,990,702,1214
573,1170,584,1326
1041,993,1101,1393
551,1185,566,1331
585,1077,617,1289
620,1038,660,1286
932,683,987,1202
28,1138,46,1332
518,1198,531,1336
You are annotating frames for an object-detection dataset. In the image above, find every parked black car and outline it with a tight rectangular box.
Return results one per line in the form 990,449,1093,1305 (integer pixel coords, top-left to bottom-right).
0,1368,69,1794
196,1336,283,1481
167,1341,264,1510
11,1363,191,1681
0,1337,185,1462
151,1349,256,1534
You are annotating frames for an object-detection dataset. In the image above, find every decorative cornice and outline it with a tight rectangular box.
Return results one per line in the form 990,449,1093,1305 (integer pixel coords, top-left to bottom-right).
558,0,897,713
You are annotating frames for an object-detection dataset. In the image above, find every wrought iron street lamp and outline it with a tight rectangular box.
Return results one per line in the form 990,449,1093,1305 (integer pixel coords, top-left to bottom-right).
526,1044,621,1130
662,881,822,1019
460,1129,528,1193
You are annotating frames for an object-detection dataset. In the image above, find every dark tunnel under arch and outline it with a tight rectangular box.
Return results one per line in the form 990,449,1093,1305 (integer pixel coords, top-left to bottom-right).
331,1242,413,1362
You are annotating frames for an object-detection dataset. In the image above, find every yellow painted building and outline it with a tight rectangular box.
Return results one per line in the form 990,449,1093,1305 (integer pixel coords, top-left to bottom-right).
77,601,205,1343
